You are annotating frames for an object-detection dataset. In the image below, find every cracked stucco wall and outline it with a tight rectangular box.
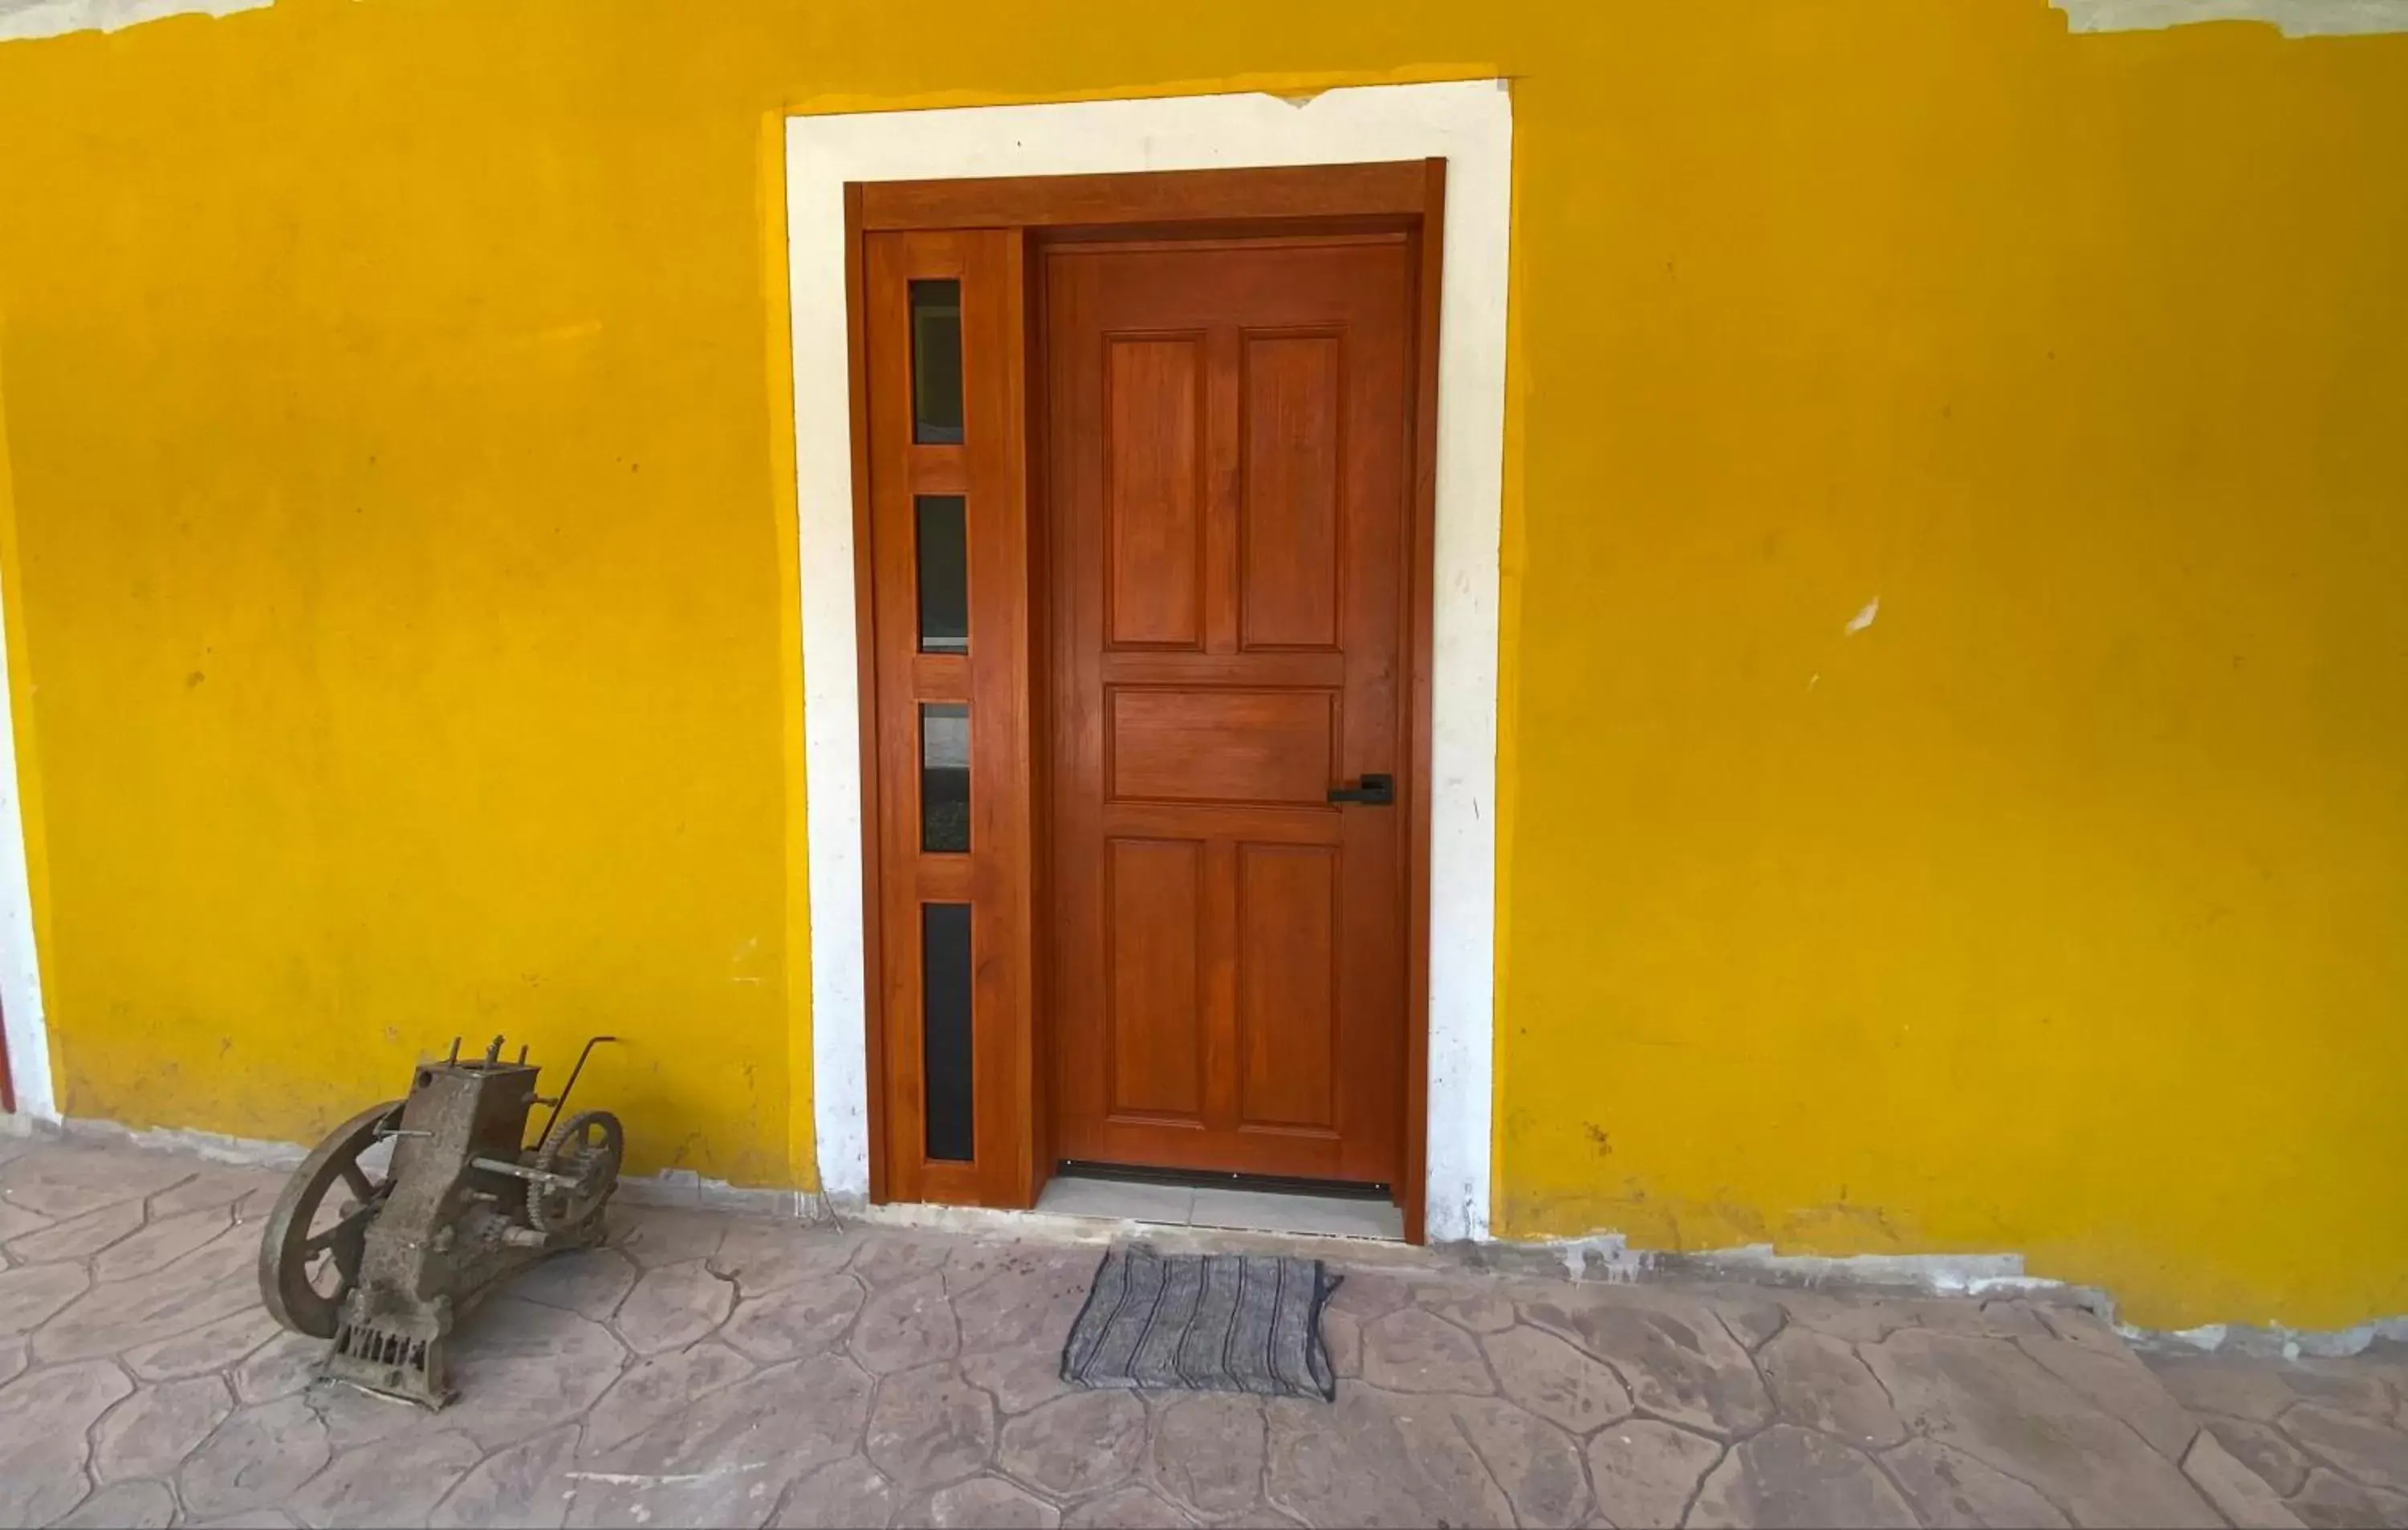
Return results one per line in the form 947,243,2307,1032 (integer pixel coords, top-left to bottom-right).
0,1,2403,1333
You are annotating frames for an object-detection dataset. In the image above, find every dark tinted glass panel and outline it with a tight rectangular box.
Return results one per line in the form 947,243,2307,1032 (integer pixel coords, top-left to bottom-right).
910,279,964,444
920,702,970,853
921,903,974,1163
915,494,968,654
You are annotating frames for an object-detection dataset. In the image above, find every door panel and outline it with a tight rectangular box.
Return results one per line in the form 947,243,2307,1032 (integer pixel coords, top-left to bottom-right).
1240,333,1344,651
1105,336,1206,649
1051,235,1413,1188
1106,837,1206,1122
1108,689,1336,806
1236,842,1340,1134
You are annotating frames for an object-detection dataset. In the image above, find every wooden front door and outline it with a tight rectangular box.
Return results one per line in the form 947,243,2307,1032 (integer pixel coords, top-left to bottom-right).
1048,235,1416,1187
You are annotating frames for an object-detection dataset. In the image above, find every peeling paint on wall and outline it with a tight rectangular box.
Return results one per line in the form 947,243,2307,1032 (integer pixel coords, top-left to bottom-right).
2056,0,2408,35
0,0,268,45
13,0,2406,48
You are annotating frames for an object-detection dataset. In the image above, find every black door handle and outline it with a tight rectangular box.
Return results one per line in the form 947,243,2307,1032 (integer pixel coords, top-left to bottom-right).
1328,773,1395,806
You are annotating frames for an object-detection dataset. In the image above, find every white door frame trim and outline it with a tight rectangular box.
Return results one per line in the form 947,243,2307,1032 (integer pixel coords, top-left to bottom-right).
784,80,1511,1240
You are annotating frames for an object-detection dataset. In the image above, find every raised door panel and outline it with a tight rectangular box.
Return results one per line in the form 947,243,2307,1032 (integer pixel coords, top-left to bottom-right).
1235,843,1339,1135
1106,837,1206,1123
1240,333,1343,651
1105,336,1205,649
1108,689,1334,807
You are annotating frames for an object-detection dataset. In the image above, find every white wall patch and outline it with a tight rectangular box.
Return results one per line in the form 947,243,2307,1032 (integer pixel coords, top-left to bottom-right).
1845,597,1881,636
0,0,269,45
0,351,56,1123
0,582,55,1121
2055,0,2408,35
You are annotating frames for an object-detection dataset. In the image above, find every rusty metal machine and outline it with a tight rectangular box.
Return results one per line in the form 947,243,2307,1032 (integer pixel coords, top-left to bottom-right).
257,1034,623,1407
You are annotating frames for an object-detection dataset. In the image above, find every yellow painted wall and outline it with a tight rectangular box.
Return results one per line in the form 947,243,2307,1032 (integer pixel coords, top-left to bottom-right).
0,0,2401,1328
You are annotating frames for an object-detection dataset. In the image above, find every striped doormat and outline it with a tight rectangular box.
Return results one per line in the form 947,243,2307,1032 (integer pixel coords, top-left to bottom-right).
1060,1243,1341,1401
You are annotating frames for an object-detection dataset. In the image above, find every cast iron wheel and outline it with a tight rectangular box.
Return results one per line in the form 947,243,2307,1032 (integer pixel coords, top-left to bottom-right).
527,1109,624,1235
257,1099,403,1337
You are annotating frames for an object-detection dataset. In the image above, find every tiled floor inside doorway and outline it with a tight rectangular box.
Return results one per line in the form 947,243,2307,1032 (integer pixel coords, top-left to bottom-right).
1034,1173,1405,1240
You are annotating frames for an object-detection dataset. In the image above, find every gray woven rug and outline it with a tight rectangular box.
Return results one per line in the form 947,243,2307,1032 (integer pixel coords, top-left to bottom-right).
1060,1243,1340,1401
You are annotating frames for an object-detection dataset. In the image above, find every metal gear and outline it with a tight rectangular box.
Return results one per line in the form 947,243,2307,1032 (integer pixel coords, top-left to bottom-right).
526,1109,624,1235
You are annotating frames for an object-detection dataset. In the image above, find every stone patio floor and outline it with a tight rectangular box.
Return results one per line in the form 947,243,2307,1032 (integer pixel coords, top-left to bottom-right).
2,1130,2402,1529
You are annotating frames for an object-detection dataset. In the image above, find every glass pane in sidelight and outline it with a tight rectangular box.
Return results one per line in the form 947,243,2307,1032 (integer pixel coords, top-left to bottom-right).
921,902,974,1163
920,702,970,853
909,279,964,444
915,494,969,654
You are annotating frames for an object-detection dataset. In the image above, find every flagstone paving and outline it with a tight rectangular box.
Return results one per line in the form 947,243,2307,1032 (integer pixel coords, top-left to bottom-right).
2143,1342,2408,1530
0,1128,2394,1528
